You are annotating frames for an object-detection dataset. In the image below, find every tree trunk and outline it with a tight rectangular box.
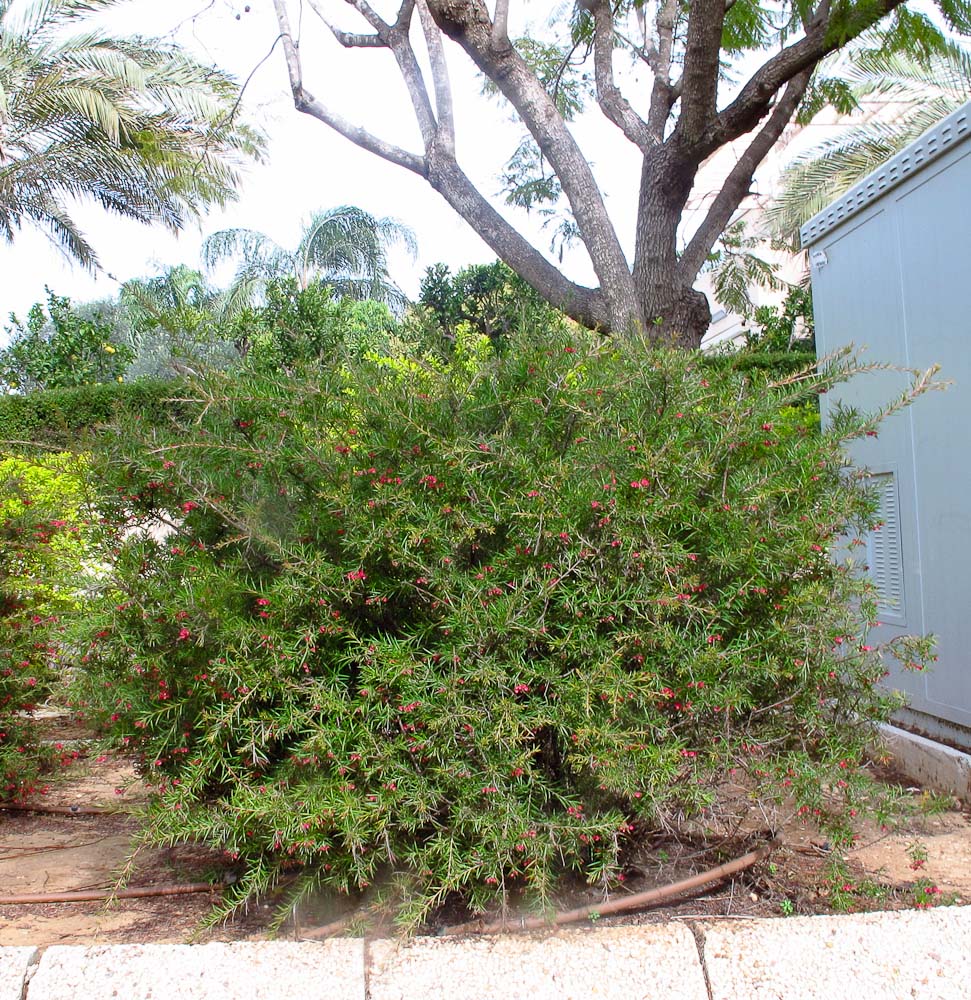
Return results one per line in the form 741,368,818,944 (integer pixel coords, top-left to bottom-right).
637,284,712,348
630,149,710,349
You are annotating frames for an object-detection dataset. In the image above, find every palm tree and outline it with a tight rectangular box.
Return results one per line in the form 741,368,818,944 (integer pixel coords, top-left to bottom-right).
0,0,264,269
121,264,218,336
201,206,418,318
765,40,971,246
119,264,239,378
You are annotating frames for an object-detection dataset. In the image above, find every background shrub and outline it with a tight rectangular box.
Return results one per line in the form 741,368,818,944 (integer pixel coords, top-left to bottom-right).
0,454,92,799
70,327,936,927
0,291,134,393
418,260,570,348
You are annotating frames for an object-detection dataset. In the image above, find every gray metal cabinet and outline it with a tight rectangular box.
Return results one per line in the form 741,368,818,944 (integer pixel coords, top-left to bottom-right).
802,103,971,748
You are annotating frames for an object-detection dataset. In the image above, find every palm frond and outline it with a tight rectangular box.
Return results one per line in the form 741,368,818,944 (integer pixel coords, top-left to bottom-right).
772,38,971,245
0,0,265,266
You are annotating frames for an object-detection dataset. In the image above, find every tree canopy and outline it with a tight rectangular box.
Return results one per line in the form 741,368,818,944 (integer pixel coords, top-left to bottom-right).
0,0,264,268
268,0,971,344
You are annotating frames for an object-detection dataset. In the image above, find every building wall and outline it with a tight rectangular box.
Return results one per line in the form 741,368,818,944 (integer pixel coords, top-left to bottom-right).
803,104,971,746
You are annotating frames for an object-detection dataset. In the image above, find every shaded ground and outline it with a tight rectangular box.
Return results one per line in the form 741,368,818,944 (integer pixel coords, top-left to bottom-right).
1,734,968,947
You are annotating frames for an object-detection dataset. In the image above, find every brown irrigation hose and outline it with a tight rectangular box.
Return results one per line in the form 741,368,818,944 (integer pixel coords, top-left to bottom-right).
299,915,353,940
0,882,224,905
441,837,780,936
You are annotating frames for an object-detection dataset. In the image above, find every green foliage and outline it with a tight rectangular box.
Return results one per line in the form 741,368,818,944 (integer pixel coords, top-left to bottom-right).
705,221,787,320
230,279,400,373
202,206,417,319
0,379,178,449
481,36,590,245
120,266,240,379
70,323,939,928
418,261,570,347
484,37,592,121
1,290,134,393
770,36,971,246
0,0,264,267
746,286,816,354
702,350,818,378
121,265,219,338
0,453,90,800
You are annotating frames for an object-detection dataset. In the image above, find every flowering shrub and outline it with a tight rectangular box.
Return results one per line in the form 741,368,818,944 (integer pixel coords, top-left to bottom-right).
72,328,937,926
1,455,90,799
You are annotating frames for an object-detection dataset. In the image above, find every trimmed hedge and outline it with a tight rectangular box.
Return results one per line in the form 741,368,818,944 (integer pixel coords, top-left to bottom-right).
701,349,817,376
0,380,187,449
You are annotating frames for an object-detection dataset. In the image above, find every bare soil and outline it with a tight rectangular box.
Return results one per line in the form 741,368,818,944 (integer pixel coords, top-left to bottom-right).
1,735,968,948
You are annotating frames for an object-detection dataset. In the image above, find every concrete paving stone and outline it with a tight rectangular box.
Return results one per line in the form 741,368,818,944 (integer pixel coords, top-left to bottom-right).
367,923,709,1000
27,941,364,1000
702,907,971,1000
0,947,38,1000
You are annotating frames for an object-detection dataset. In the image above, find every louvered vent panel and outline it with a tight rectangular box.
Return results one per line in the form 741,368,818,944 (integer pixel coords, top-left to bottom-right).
867,472,905,621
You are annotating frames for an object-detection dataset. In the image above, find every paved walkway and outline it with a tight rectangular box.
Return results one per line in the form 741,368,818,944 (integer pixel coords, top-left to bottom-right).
2,906,968,999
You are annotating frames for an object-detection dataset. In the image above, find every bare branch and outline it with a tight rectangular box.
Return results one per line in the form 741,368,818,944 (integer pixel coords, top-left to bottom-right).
426,0,638,329
427,158,607,327
389,51,438,145
299,87,426,174
634,2,649,53
429,154,609,327
679,70,813,281
395,0,417,30
417,0,455,152
273,0,303,93
677,0,728,144
272,0,425,173
307,0,385,46
341,0,391,35
646,0,680,139
588,0,651,148
656,0,678,80
492,0,510,48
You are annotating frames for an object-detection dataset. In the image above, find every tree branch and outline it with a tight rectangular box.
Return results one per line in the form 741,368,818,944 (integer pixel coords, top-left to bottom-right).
655,0,678,81
307,0,385,46
272,0,425,174
427,147,608,328
677,0,728,144
273,1,603,328
273,0,303,92
646,0,681,140
385,27,439,145
426,0,638,329
395,0,417,30
588,0,651,148
341,0,392,34
327,0,436,146
706,0,906,154
492,0,509,49
418,0,455,153
678,69,813,281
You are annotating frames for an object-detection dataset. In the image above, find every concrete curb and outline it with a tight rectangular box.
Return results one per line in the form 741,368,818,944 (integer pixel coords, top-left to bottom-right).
0,947,37,1000
3,907,969,999
880,723,971,802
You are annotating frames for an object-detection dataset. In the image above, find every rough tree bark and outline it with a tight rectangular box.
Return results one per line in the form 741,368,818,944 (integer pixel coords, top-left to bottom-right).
275,0,909,346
